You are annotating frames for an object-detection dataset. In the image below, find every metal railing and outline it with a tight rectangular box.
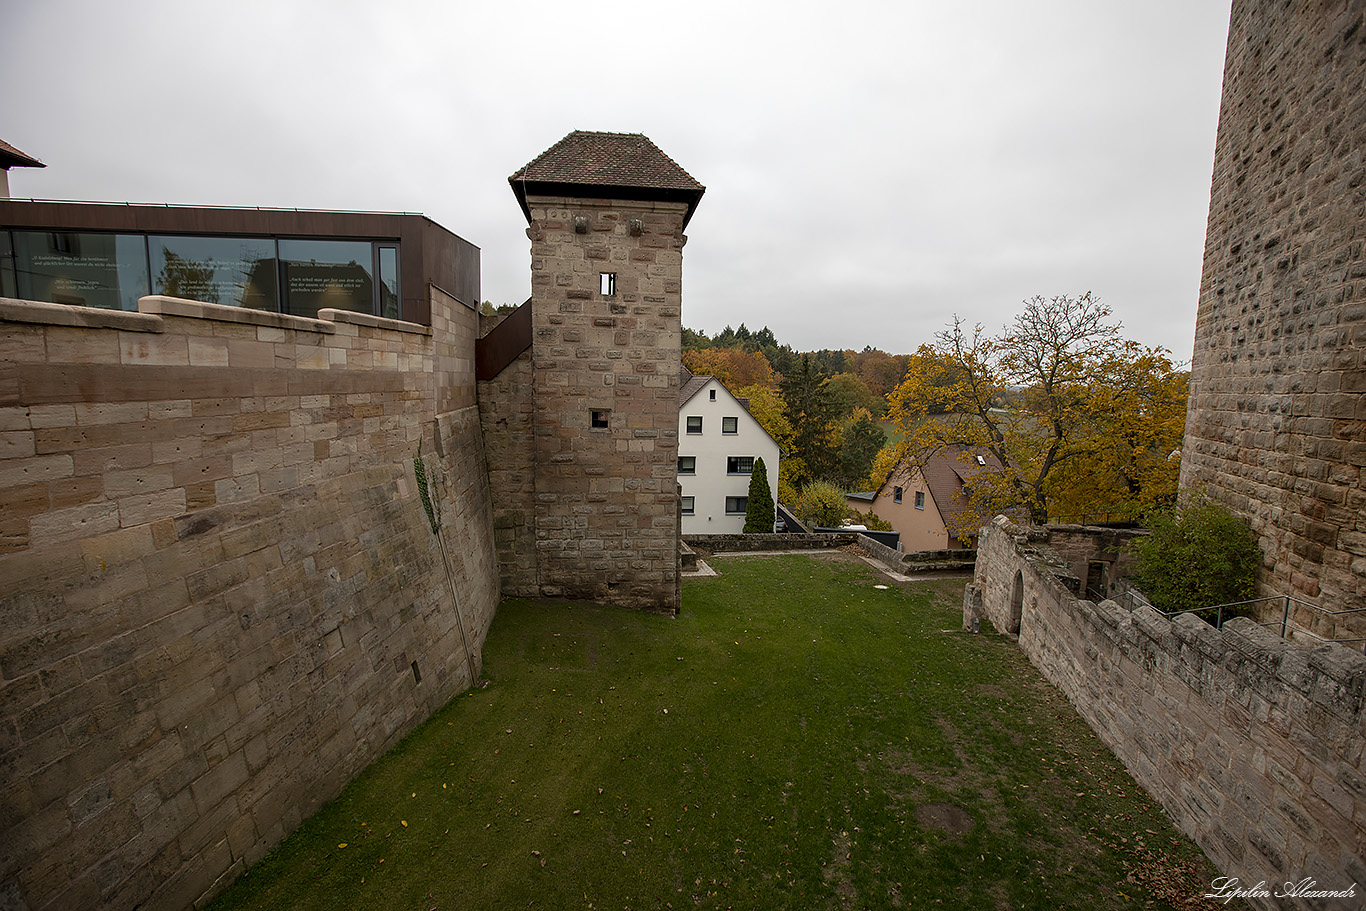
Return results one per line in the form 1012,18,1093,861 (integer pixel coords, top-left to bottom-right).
1091,585,1366,651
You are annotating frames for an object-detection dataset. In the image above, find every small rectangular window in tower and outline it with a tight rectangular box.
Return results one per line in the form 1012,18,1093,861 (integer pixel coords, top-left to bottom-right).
600,272,616,296
591,409,610,429
722,416,738,434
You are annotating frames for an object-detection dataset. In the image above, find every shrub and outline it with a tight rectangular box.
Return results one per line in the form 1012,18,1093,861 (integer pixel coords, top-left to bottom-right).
795,480,850,528
849,508,893,531
743,458,776,534
1130,497,1261,620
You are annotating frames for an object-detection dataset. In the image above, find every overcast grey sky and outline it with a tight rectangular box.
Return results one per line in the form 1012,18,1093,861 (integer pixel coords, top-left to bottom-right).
2,0,1232,360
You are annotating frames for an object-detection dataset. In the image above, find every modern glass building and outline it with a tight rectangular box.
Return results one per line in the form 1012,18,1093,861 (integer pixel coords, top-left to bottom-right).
0,202,480,324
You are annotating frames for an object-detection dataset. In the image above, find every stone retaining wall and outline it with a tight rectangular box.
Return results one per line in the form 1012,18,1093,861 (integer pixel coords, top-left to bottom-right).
0,293,500,911
969,518,1366,906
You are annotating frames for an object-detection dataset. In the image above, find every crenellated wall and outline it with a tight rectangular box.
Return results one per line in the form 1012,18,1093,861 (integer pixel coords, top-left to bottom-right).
0,292,500,911
969,518,1366,907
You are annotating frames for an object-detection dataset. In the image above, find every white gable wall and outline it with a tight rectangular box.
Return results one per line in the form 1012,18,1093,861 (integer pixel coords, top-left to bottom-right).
678,377,781,534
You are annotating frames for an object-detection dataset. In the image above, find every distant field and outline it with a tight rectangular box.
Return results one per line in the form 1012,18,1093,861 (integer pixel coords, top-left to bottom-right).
210,553,1234,911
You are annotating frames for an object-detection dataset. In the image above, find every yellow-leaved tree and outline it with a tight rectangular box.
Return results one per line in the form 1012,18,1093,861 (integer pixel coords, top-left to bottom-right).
887,293,1187,530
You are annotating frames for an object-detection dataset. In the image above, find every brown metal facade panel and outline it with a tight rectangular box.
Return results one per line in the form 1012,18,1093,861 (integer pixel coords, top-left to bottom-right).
474,299,532,380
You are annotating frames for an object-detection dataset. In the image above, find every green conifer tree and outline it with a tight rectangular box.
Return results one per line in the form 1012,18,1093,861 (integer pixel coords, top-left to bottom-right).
743,457,775,534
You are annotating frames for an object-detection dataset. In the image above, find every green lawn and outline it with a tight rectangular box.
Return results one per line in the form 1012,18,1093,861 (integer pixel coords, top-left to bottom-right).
210,553,1232,911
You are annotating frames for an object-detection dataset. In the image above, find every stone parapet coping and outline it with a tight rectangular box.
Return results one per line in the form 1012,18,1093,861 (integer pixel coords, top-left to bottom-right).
139,295,336,334
0,296,164,332
318,307,431,336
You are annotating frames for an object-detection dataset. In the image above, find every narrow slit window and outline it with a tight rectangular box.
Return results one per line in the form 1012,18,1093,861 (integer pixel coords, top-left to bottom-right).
591,409,610,429
600,272,616,296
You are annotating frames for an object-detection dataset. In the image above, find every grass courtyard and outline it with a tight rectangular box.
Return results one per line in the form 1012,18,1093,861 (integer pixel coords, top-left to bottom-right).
209,552,1231,910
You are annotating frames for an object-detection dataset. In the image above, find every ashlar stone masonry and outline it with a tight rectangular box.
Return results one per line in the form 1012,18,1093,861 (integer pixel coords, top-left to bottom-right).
1181,1,1366,638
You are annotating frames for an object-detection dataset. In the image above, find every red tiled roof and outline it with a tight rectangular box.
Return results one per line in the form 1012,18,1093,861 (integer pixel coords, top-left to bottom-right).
0,139,44,169
510,131,704,227
510,131,703,191
921,445,1004,533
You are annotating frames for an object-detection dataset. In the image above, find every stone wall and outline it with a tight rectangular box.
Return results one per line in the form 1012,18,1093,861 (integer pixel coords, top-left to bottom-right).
0,292,500,911
477,346,537,596
1181,0,1366,639
969,518,1366,906
523,196,687,613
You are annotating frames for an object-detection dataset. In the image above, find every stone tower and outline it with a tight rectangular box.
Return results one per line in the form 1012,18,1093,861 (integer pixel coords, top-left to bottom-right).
1180,2,1365,638
507,131,704,613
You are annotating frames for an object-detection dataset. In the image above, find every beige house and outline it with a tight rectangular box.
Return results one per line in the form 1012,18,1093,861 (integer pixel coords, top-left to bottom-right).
847,445,1003,550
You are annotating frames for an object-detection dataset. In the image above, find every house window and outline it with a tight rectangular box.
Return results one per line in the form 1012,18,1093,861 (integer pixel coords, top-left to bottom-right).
725,496,747,515
681,496,695,515
600,272,616,296
893,486,903,503
591,409,610,429
914,491,925,509
722,416,738,434
726,456,754,475
686,416,702,434
709,389,716,401
678,456,696,474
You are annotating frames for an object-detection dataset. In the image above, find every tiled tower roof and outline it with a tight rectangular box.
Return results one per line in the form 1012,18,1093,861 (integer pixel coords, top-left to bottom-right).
510,131,704,227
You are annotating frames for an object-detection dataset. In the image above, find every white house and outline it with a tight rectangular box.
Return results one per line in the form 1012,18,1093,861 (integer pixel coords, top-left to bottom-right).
677,368,781,534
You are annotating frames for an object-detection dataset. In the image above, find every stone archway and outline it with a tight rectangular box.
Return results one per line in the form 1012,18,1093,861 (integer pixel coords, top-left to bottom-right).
1009,570,1024,635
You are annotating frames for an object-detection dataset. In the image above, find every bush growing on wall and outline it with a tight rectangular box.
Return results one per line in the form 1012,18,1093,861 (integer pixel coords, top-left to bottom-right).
1131,497,1261,618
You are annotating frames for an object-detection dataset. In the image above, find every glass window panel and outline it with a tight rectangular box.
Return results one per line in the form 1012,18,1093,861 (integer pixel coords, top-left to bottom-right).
681,496,695,515
12,231,150,311
278,239,374,318
722,417,738,434
678,456,696,474
378,245,399,320
725,496,747,514
150,235,277,310
1,232,14,299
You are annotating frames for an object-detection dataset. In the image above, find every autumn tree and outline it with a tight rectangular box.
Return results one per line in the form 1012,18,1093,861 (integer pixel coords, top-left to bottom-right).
683,347,777,389
887,293,1187,528
827,372,885,420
